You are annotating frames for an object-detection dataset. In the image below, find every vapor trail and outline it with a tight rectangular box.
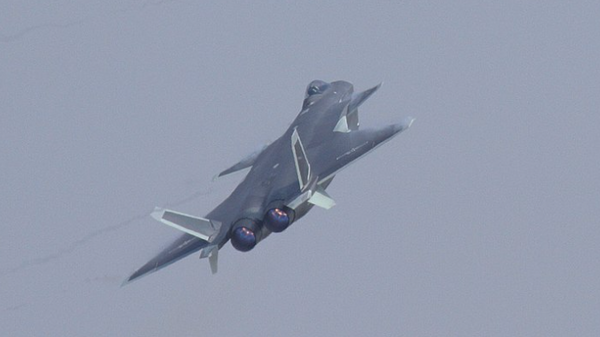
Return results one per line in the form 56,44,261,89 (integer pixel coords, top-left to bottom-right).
4,274,125,311
0,20,87,43
1,0,181,43
0,187,213,277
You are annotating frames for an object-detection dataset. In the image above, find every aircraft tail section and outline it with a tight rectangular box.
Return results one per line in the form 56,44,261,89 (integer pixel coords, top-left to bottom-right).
334,83,382,132
348,83,382,113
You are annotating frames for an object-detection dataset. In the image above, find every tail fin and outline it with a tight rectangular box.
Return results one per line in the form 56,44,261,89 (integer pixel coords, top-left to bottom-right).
348,82,382,113
334,83,382,133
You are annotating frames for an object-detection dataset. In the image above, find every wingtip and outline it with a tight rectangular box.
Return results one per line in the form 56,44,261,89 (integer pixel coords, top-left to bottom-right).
150,207,164,221
122,262,157,286
121,270,142,286
121,271,141,287
370,82,383,93
120,278,131,287
391,116,416,134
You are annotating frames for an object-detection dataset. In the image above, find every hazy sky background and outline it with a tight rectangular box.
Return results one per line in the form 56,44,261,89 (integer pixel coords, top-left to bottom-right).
2,1,599,336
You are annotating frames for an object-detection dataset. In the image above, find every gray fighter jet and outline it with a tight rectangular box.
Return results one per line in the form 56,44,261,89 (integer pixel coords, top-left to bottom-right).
125,80,414,284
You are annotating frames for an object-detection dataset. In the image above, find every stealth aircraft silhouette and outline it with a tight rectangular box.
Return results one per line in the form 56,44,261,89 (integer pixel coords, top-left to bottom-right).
125,80,413,283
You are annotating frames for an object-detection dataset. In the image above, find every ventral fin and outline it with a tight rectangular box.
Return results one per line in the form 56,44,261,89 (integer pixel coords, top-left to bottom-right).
333,115,351,133
308,186,336,210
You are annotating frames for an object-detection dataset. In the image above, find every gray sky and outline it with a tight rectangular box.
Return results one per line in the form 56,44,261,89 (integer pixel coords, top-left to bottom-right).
2,1,600,336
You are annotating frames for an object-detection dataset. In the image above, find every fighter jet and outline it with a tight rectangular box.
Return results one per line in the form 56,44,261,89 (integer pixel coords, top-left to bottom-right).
125,80,414,283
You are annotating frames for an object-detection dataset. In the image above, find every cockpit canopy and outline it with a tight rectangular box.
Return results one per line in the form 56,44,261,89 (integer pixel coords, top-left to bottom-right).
302,80,330,110
304,80,330,99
